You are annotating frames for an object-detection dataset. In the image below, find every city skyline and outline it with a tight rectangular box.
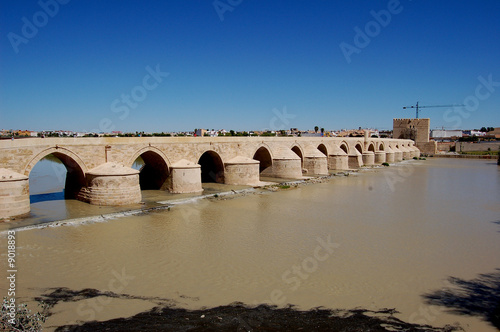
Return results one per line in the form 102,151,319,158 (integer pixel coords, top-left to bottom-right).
1,0,499,132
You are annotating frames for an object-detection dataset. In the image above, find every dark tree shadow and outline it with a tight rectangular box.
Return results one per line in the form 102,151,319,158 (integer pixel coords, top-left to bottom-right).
493,220,500,232
33,287,461,331
423,269,500,329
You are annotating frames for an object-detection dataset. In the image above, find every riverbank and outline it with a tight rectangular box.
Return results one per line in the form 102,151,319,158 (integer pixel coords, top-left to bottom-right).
432,153,497,159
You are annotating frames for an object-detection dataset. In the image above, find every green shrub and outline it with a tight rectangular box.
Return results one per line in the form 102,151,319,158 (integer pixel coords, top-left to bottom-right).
382,162,390,167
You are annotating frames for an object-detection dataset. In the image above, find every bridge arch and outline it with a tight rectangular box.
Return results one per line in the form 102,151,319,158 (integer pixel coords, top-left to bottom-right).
198,150,224,183
130,147,171,190
253,145,273,174
24,147,88,176
24,147,87,199
368,142,375,152
339,141,349,154
317,143,328,156
355,143,363,154
290,144,304,166
378,142,385,151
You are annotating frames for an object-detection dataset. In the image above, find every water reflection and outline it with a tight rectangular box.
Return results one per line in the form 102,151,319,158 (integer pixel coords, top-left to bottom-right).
29,154,66,203
30,191,65,204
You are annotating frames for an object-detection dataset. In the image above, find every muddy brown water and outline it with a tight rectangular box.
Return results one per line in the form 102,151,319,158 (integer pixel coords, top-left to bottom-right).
1,158,499,331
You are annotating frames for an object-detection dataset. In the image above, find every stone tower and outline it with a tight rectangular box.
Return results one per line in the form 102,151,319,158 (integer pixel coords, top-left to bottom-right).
393,118,436,154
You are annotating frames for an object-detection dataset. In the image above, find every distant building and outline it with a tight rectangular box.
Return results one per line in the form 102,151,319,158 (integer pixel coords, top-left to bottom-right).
487,127,500,139
195,129,207,137
430,130,463,139
462,130,485,137
13,130,34,137
379,130,393,138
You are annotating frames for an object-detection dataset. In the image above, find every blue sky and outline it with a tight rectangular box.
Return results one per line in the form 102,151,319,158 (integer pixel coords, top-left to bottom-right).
1,0,499,132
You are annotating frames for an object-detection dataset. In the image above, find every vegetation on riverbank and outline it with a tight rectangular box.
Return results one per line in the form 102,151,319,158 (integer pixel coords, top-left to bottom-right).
459,151,499,156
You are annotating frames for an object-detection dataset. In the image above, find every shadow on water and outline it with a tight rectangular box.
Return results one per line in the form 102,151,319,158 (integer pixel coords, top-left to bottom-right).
30,191,65,204
494,220,500,232
423,269,500,329
33,288,461,332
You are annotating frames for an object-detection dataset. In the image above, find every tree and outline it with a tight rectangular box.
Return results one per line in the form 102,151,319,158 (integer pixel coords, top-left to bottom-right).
320,128,324,135
314,126,319,133
229,130,235,136
480,127,487,132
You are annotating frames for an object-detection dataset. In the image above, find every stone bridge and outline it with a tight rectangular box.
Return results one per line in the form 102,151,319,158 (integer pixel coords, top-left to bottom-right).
0,134,419,218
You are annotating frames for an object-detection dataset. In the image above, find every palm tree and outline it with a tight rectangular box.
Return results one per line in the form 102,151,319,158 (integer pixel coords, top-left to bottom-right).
314,126,319,133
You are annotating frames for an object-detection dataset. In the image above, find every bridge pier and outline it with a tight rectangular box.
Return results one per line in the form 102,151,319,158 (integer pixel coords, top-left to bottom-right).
393,146,403,162
224,156,260,185
328,154,348,171
168,159,203,194
400,146,411,160
362,151,375,166
374,151,386,164
0,169,30,219
78,163,142,206
271,149,303,179
385,147,395,163
328,146,349,170
303,148,328,175
348,150,363,169
410,145,420,158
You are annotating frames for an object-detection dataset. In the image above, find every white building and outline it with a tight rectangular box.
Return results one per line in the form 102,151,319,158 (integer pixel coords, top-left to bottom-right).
431,130,463,138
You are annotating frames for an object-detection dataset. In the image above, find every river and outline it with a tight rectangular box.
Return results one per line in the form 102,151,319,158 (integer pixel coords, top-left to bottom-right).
1,158,499,331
